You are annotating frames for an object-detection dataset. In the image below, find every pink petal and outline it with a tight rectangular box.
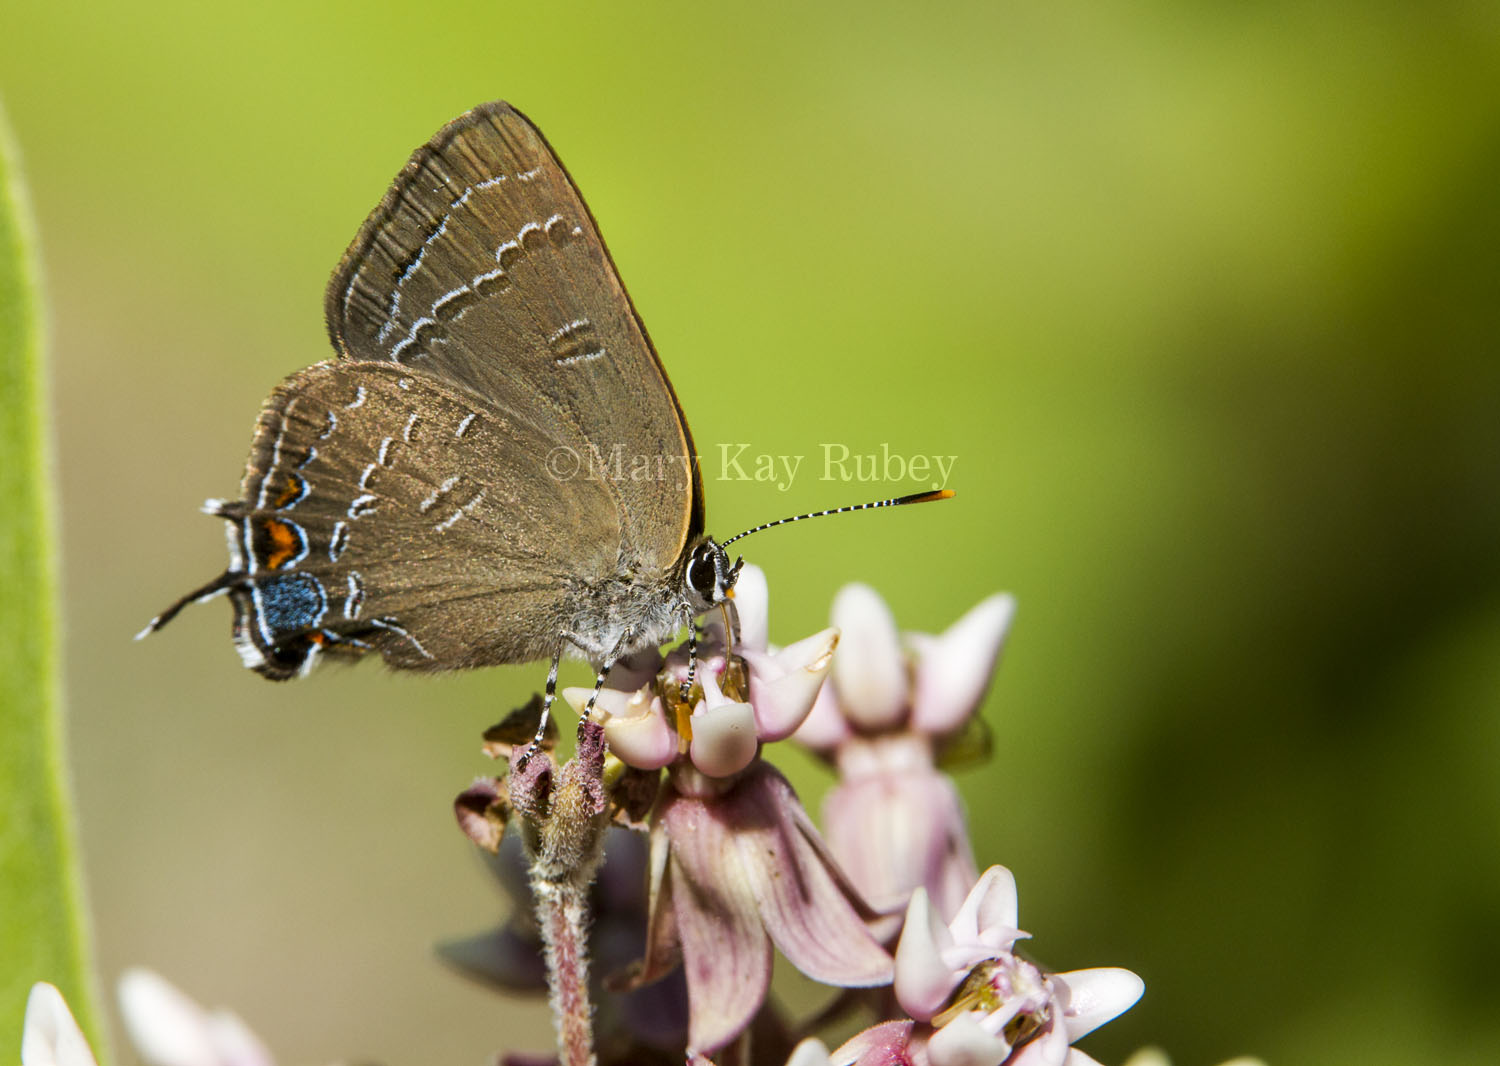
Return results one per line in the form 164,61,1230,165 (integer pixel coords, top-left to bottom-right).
22,983,98,1066
607,647,665,693
660,794,775,1053
1054,968,1145,1040
830,584,909,729
831,1021,917,1066
454,777,509,853
925,1011,1009,1066
927,799,983,924
909,595,1014,737
600,689,679,771
744,627,839,741
636,816,683,985
793,681,851,752
823,768,977,921
729,765,893,986
689,698,760,778
893,887,960,1021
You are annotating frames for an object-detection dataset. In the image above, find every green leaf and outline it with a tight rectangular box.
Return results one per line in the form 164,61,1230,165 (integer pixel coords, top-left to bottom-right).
0,102,100,1056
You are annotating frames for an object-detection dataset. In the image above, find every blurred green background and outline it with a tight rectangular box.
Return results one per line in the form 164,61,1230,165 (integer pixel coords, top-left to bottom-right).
4,2,1499,1063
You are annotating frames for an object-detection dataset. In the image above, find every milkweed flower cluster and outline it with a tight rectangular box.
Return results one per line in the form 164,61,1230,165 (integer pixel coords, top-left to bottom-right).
20,569,1166,1066
455,567,1146,1065
797,583,1013,928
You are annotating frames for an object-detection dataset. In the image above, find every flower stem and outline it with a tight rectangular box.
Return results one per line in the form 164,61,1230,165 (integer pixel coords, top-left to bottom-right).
513,722,611,1066
534,874,596,1066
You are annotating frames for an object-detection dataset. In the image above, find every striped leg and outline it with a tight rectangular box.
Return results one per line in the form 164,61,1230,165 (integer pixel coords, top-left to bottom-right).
581,627,634,724
516,644,567,770
679,620,699,700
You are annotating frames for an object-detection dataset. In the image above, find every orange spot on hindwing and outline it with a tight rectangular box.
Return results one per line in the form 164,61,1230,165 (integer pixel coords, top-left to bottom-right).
257,517,307,570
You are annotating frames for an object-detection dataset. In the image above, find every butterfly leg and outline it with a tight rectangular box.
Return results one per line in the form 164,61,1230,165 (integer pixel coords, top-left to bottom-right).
679,617,699,700
580,627,634,725
517,642,569,770
517,628,636,768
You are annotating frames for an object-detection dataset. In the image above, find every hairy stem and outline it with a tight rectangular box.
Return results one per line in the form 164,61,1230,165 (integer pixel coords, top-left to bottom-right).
534,874,596,1066
512,721,611,1066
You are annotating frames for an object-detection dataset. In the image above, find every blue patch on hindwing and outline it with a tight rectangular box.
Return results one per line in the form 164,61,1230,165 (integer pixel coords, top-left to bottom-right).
252,572,328,637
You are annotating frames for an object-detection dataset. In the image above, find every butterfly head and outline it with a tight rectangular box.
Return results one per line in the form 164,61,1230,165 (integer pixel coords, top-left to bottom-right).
682,536,742,613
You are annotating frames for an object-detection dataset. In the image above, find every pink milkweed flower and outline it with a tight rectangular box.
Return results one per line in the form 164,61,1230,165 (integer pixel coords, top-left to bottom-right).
894,867,1143,1066
570,566,893,1055
570,565,838,779
643,759,893,1054
796,585,1015,926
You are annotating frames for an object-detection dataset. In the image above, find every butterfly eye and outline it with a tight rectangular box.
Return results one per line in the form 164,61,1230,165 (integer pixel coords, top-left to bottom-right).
687,545,722,603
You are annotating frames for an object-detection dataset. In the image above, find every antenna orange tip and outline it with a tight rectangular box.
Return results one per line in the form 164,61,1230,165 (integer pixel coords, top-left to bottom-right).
898,488,955,505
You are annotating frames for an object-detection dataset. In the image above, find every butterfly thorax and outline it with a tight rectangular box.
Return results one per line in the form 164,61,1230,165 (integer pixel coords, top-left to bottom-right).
561,535,737,663
561,569,688,664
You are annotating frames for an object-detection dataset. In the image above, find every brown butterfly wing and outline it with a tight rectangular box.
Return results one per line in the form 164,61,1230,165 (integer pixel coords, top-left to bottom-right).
226,360,622,675
324,101,704,573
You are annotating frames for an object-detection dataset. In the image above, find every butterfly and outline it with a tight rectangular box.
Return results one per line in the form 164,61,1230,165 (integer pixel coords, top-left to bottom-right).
141,102,948,730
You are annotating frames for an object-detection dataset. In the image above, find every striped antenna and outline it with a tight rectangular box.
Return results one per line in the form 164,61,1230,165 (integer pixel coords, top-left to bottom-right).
721,489,954,548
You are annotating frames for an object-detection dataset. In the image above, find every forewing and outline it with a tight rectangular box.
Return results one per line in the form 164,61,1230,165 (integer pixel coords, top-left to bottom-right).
230,361,619,673
324,101,703,570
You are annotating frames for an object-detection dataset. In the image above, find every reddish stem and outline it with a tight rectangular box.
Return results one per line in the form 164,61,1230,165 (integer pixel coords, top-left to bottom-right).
535,877,595,1066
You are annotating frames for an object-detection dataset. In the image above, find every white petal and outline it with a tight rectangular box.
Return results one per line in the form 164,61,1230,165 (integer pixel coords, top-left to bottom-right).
830,584,908,729
22,984,99,1066
117,969,220,1066
770,627,841,680
689,699,759,777
1055,967,1146,1040
910,594,1014,736
601,689,678,771
893,887,960,1020
1006,1016,1071,1066
926,1011,1009,1066
204,1011,274,1066
950,865,1019,945
700,667,736,710
733,563,770,651
561,685,632,719
785,1037,834,1066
